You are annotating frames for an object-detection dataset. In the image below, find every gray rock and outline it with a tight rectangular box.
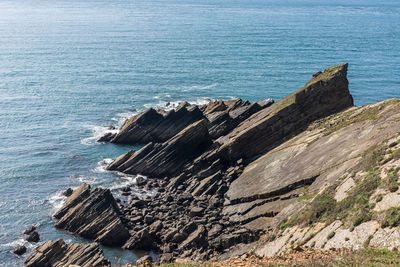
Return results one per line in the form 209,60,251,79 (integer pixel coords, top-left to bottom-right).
54,184,129,246
12,245,26,256
24,239,109,267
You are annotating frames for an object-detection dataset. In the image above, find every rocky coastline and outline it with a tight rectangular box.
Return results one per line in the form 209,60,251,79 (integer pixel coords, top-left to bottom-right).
23,63,400,266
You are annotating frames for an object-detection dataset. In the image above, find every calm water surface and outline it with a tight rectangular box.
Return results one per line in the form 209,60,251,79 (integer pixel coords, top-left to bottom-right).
0,0,399,265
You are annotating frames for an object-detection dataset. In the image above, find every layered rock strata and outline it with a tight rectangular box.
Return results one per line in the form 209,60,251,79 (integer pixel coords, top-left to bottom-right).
54,184,129,246
24,239,109,267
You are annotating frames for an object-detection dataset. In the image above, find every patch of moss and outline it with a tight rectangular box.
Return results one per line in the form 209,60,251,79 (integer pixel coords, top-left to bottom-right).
381,207,400,228
322,99,400,136
385,168,399,192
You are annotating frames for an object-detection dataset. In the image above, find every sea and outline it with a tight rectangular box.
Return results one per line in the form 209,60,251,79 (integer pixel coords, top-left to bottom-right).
0,0,399,265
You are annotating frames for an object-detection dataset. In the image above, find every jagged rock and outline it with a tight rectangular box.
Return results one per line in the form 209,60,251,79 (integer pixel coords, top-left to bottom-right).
12,245,26,256
23,226,37,235
54,184,129,246
123,228,153,250
62,188,73,197
24,239,109,267
26,231,40,243
107,119,212,177
110,105,204,144
97,132,116,143
136,255,153,266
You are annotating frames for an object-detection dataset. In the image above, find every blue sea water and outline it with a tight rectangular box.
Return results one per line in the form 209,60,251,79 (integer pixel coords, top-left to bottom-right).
0,0,399,265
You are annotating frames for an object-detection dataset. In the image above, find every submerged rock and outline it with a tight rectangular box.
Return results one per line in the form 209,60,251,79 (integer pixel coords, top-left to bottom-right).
12,245,26,256
54,184,129,246
23,226,37,235
24,239,109,267
26,231,40,243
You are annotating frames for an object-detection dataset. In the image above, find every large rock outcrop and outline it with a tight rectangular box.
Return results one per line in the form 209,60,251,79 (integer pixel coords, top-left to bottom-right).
54,184,129,246
98,63,361,261
24,239,109,267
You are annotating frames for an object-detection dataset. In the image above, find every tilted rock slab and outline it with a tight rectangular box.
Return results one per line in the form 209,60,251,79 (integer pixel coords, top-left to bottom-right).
54,184,129,246
107,119,212,177
25,239,109,267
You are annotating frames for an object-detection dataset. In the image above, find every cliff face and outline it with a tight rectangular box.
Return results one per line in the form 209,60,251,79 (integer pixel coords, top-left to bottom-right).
26,63,400,266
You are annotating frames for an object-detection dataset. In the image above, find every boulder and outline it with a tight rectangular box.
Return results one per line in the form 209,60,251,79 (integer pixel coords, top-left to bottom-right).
26,231,40,243
24,239,109,267
62,188,73,197
23,226,37,235
12,245,26,256
54,184,129,246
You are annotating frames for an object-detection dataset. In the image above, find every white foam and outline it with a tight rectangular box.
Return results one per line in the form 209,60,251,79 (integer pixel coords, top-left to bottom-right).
93,158,114,173
48,191,67,212
81,125,119,145
182,83,218,92
0,238,35,249
109,173,147,191
143,97,212,111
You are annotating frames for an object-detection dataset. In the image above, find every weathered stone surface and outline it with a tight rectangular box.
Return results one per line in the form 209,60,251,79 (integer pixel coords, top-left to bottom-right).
225,98,400,230
324,221,380,250
54,184,129,246
107,119,212,177
24,239,109,267
370,228,400,250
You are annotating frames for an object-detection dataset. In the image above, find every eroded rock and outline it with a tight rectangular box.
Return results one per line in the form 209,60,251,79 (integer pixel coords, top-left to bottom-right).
24,239,109,267
54,184,129,246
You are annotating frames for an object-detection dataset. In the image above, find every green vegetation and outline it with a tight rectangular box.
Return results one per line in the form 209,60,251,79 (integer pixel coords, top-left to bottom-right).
322,99,400,136
280,141,400,230
381,207,400,228
385,168,400,193
280,171,379,230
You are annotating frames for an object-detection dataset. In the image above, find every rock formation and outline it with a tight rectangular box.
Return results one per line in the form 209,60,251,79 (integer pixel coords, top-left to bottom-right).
38,63,400,264
24,239,109,267
99,97,273,144
98,63,359,261
54,184,129,246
